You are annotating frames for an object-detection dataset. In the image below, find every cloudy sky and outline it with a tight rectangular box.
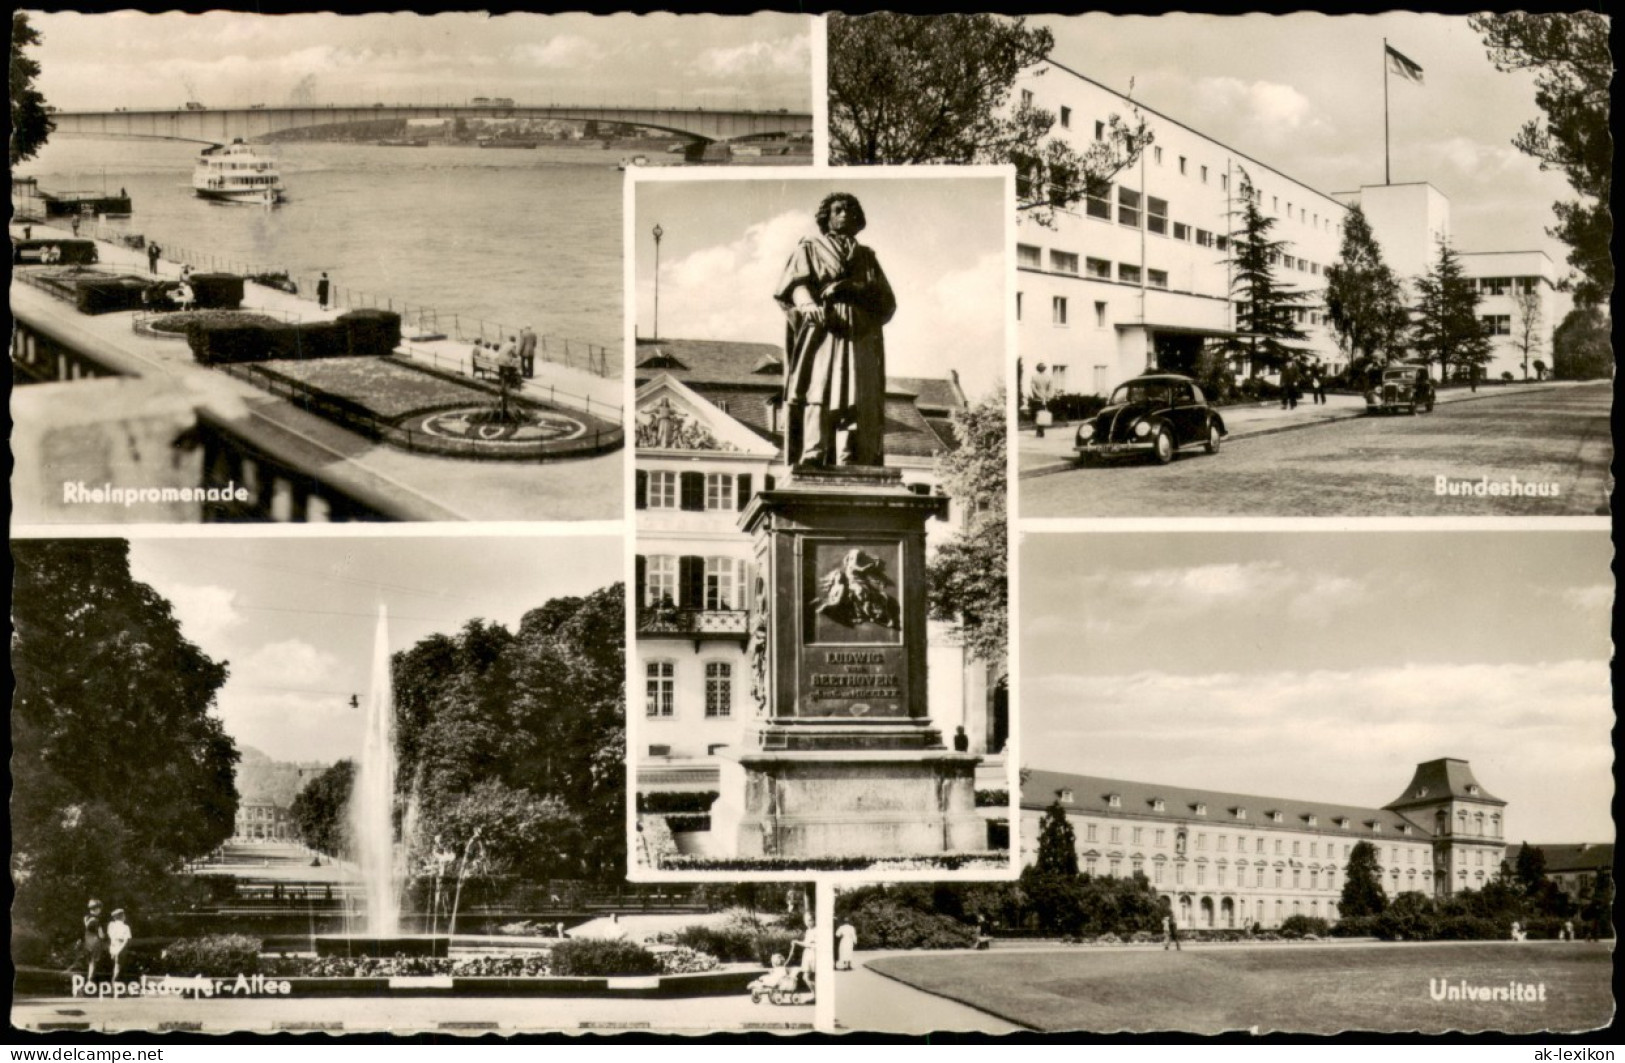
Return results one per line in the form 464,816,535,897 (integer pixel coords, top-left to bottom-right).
126,534,621,765
1021,530,1614,842
24,11,810,112
1036,13,1578,273
634,173,1009,399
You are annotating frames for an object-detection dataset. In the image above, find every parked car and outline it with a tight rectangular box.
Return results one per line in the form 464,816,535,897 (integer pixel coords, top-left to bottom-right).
1366,364,1435,415
1073,373,1227,465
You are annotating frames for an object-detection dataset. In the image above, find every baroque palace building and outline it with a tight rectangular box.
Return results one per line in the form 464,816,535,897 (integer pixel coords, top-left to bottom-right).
1011,60,1567,393
1021,758,1508,929
632,337,1007,838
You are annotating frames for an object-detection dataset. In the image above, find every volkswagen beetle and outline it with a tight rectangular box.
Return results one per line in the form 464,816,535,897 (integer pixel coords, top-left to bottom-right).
1074,374,1227,465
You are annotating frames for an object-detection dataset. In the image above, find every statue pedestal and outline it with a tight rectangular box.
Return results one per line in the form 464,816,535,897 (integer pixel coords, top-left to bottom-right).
714,465,985,858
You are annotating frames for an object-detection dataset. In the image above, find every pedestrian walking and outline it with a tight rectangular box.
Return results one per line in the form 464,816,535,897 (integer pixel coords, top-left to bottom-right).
71,216,81,237
1028,362,1057,438
1310,365,1326,405
83,899,109,981
107,909,132,981
519,324,538,378
147,241,161,274
1162,914,1181,952
835,921,857,970
23,224,32,240
317,272,331,310
1280,359,1300,410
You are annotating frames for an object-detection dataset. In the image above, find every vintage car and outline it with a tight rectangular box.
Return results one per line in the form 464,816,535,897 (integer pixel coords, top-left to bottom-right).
1074,373,1227,465
1366,364,1435,415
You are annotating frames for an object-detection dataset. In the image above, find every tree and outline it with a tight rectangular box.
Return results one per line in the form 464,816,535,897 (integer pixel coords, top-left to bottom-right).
1511,286,1545,380
290,760,356,857
1411,240,1491,383
1339,841,1388,918
928,389,1007,675
12,540,240,945
1032,800,1079,877
10,13,55,167
1551,306,1612,380
1513,843,1548,897
828,14,1149,226
1224,170,1311,376
1323,203,1410,369
1471,13,1611,306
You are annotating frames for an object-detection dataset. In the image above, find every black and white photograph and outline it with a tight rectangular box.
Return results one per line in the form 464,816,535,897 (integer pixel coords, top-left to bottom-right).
826,529,1613,1036
10,532,823,1035
10,11,812,525
627,170,1015,876
825,12,1611,517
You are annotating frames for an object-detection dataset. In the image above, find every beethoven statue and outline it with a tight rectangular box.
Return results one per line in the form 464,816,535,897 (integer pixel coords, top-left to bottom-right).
773,192,897,467
814,548,900,630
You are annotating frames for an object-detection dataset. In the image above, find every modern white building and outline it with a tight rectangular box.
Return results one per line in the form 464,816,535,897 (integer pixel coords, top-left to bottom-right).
632,338,1008,834
1021,758,1509,930
1015,61,1569,395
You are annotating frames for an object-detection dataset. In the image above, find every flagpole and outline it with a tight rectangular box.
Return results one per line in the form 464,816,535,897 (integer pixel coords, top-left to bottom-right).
1383,38,1391,185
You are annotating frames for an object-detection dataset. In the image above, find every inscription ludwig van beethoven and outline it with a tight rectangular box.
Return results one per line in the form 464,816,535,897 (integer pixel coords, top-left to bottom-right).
801,543,904,719
774,192,896,468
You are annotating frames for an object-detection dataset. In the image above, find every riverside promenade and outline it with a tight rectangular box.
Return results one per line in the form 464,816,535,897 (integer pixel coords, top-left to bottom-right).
11,218,624,523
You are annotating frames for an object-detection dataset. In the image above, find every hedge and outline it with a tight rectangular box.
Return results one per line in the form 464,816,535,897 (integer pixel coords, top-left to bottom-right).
547,938,660,977
339,308,402,356
847,900,978,950
637,791,719,815
189,273,245,311
188,313,399,366
74,278,151,315
159,934,262,977
670,923,796,966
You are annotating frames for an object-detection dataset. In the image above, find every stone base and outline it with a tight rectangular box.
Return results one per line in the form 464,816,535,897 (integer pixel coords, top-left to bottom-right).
741,721,943,752
712,749,984,859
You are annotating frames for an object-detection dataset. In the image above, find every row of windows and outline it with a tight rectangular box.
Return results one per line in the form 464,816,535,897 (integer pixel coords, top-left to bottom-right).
1481,314,1513,336
1023,86,1342,239
1057,794,1502,839
1078,822,1438,864
644,659,734,718
637,554,748,611
635,470,753,513
1475,276,1542,295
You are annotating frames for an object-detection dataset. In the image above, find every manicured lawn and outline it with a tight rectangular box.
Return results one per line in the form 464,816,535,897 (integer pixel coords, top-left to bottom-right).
867,941,1614,1034
259,356,485,420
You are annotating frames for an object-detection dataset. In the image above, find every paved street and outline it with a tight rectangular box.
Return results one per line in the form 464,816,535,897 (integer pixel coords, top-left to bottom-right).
1019,382,1612,518
833,953,1024,1035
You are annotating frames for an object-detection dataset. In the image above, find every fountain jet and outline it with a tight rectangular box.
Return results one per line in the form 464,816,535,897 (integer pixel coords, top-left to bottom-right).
351,604,401,938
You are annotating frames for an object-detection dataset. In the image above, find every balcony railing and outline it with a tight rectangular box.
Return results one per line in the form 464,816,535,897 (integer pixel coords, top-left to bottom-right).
637,607,749,637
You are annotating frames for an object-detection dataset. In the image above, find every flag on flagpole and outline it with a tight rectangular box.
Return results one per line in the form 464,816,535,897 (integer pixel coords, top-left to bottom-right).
1386,44,1425,84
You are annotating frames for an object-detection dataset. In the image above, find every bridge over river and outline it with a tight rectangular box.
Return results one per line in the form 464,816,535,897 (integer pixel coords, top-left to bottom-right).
49,103,812,146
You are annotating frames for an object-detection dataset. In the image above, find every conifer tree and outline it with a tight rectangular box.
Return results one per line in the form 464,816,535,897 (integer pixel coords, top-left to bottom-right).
1324,203,1410,372
1224,170,1310,377
1033,799,1079,877
1412,240,1492,382
1339,840,1389,918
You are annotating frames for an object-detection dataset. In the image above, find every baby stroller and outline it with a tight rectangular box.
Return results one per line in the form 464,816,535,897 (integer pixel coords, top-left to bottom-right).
749,941,815,1005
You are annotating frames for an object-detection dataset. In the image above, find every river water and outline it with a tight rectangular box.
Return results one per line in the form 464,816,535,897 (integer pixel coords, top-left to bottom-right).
21,137,623,354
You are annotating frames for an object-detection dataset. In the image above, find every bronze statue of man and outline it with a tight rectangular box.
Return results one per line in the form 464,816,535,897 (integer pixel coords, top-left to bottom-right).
774,193,897,467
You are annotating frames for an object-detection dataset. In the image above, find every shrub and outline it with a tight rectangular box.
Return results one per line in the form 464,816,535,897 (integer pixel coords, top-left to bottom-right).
656,946,720,975
548,938,661,977
159,935,261,977
637,791,719,815
189,273,244,310
1433,915,1505,941
339,309,403,356
1331,915,1382,938
1278,915,1332,939
670,923,795,966
1095,932,1122,945
188,319,274,364
974,789,1009,808
663,813,710,833
74,278,149,315
1236,376,1283,402
1129,930,1156,944
847,899,977,950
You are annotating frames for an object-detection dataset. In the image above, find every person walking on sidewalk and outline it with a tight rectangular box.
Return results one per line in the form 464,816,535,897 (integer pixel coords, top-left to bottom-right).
1028,362,1056,438
1280,358,1300,410
1162,913,1181,952
147,241,161,273
317,272,331,310
519,324,537,378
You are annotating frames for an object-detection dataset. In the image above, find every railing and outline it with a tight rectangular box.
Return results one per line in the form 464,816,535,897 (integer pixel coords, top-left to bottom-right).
637,607,750,636
403,341,621,422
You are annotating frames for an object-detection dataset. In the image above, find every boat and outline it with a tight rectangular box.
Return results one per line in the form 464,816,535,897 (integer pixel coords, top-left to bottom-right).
376,138,429,148
615,154,650,171
37,189,133,217
193,139,284,205
477,138,538,150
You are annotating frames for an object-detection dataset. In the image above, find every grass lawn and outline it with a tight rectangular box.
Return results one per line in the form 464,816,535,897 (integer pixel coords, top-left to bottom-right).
867,941,1614,1034
259,356,485,420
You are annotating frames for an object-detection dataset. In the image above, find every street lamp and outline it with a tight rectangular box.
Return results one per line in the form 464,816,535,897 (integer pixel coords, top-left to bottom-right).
652,223,664,341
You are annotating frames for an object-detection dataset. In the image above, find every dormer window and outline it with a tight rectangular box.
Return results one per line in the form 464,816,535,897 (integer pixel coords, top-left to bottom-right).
1372,822,1383,833
1194,803,1207,816
1107,793,1122,808
637,349,689,371
1306,814,1318,827
1467,785,1481,796
1233,807,1248,821
1414,787,1429,799
1269,811,1283,824
1336,817,1350,829
1152,798,1166,812
1058,789,1074,804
